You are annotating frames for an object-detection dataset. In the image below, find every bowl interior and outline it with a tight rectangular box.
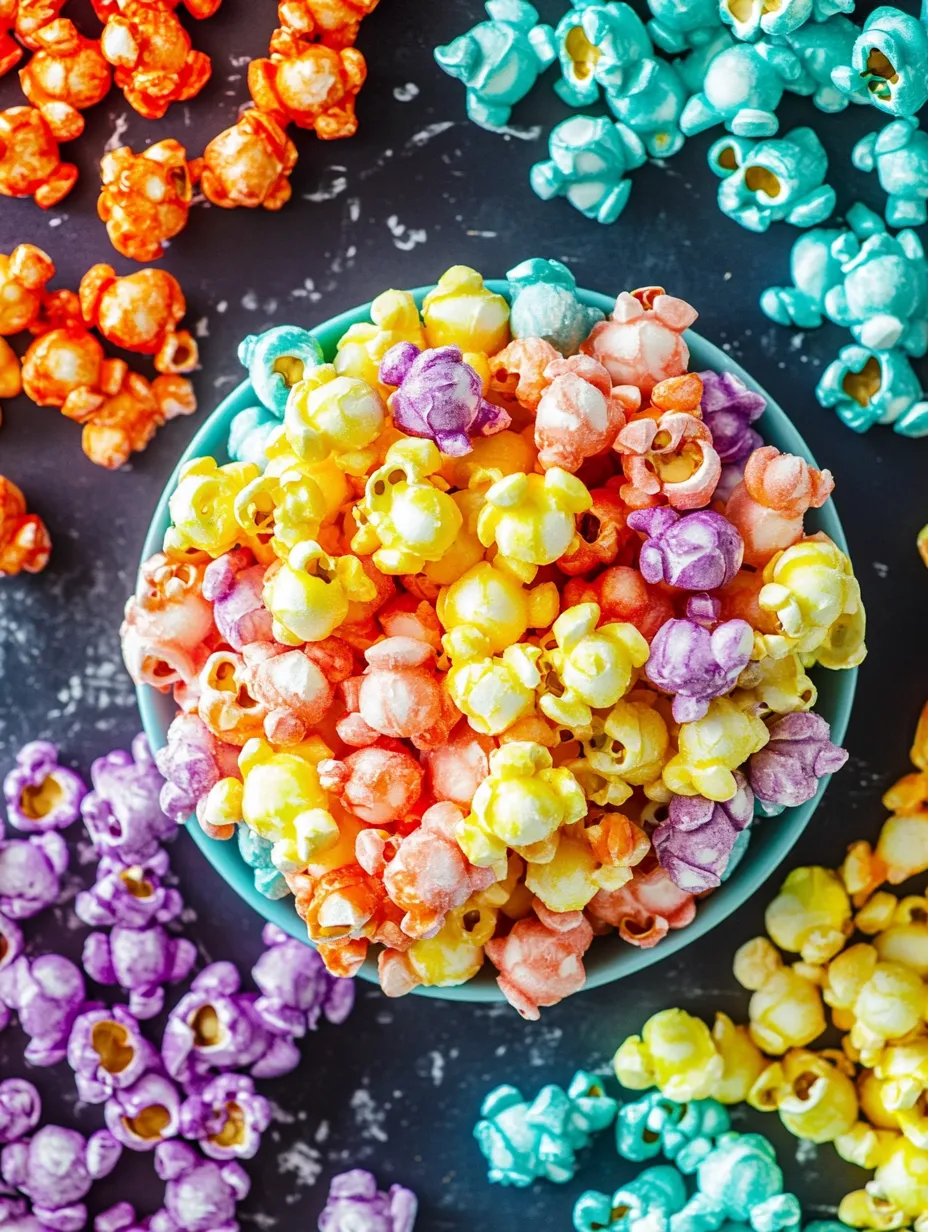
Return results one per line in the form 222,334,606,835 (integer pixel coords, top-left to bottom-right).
138,283,857,1002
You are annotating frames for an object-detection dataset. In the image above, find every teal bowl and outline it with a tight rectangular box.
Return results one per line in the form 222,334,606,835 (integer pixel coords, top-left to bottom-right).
138,282,857,1002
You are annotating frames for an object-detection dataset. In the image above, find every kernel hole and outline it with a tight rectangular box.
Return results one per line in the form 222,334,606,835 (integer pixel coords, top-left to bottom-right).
273,355,305,387
793,1071,818,1102
20,776,64,820
192,1004,222,1047
842,356,881,407
211,1101,247,1148
120,867,154,898
462,909,481,934
91,1020,135,1074
717,146,739,171
387,469,405,485
123,1104,171,1141
372,480,386,496
866,48,898,83
745,166,782,199
564,25,601,80
578,513,602,544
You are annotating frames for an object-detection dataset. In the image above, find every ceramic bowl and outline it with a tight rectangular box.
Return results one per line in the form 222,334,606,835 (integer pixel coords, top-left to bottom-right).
138,282,857,1002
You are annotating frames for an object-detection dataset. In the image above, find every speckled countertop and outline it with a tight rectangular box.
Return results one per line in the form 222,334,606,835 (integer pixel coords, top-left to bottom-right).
1,0,927,1228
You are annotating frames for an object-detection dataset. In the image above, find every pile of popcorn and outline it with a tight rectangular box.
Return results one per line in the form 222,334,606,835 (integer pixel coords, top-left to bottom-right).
123,259,866,1018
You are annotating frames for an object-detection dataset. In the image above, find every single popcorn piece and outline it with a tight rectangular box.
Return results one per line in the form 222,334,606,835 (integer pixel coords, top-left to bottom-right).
194,110,298,211
98,140,195,262
0,104,79,208
18,19,112,139
100,2,211,119
0,478,51,577
613,1009,725,1102
79,265,197,374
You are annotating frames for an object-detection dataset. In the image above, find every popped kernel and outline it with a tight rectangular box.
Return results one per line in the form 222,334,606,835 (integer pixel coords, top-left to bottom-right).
662,697,770,802
100,2,211,119
19,19,111,138
79,265,197,374
422,265,510,356
734,936,827,1054
194,110,298,211
0,244,55,335
0,476,51,576
284,364,385,476
749,1049,859,1143
98,140,195,261
0,104,78,208
334,289,427,396
613,1008,724,1103
764,866,853,964
477,468,592,583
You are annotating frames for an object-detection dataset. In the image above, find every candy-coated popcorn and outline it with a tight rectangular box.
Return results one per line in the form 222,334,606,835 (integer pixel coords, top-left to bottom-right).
434,1,556,131
98,140,195,262
573,1164,687,1232
380,342,509,458
194,110,297,211
489,337,561,420
334,289,426,395
20,324,107,408
756,536,866,667
831,6,928,119
0,105,78,208
66,1006,157,1104
572,694,670,803
538,602,649,730
0,829,67,919
0,1081,40,1147
100,3,211,119
178,1074,269,1162
825,945,927,1063
854,118,928,229
79,266,196,374
720,0,819,42
871,1138,928,1221
0,245,55,335
760,225,847,330
64,367,196,470
242,638,352,746
875,898,928,977
227,405,278,469
645,0,721,54
91,0,225,17
104,1071,181,1152
284,363,385,474
553,1,649,107
530,115,646,226
3,741,86,833
614,1091,731,1164
712,1011,767,1104
0,953,85,1067
614,1009,724,1102
734,936,827,1054
248,18,365,137
654,772,753,892
523,813,649,912
474,1069,617,1186
477,468,591,582
557,488,632,576
645,603,754,724
779,14,861,116
663,697,769,802
0,1126,122,1232
319,743,423,825
486,898,593,1017
629,506,744,592
816,345,928,438
507,258,604,355
263,540,376,644
535,354,633,473
75,850,184,931
121,555,214,695
590,856,697,946
421,266,510,357
764,866,852,965
598,37,688,160
202,550,271,650
336,635,458,751
681,42,800,138
351,438,463,575
240,325,324,418
438,560,559,657
457,741,587,871
748,712,848,808
445,636,541,737
318,1169,417,1232
615,378,720,511
82,918,196,1020
563,564,673,640
238,828,288,899
252,921,354,1036
725,445,835,568
154,1142,250,1232
18,19,111,139
750,1049,859,1143
676,1132,801,1230
699,368,766,463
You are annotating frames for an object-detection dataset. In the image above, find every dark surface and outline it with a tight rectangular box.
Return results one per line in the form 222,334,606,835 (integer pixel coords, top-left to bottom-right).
1,0,927,1227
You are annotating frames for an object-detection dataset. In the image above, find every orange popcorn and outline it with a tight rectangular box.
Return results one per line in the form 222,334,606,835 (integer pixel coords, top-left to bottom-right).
318,741,424,826
193,110,298,211
19,19,112,138
0,104,78,208
98,140,195,261
0,476,51,576
92,0,224,18
490,337,561,419
248,17,366,138
9,0,68,51
100,2,211,119
22,325,108,407
562,563,673,641
557,487,632,576
725,445,835,568
277,0,380,48
0,337,21,401
0,244,55,334
589,860,697,948
486,899,594,1020
79,264,198,373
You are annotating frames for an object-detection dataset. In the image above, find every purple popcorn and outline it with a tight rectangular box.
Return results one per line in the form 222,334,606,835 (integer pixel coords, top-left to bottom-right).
179,1073,270,1161
154,1141,249,1232
66,1007,158,1105
75,850,184,931
81,735,174,864
202,552,272,652
0,1082,41,1145
155,715,239,828
319,1170,418,1232
252,923,354,1038
715,459,746,505
645,605,754,724
747,712,848,808
0,955,86,1067
104,1072,181,1152
379,342,510,457
0,1196,57,1232
82,924,196,1021
698,369,765,464
94,1205,150,1232
653,773,755,894
0,832,67,919
162,963,299,1088
1,1125,121,1232
628,507,744,591
3,743,87,834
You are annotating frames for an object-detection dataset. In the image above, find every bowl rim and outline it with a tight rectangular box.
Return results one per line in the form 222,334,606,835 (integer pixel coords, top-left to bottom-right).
137,280,857,1003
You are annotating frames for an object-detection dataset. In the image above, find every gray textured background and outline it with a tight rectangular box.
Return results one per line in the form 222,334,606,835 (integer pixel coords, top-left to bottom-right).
1,0,927,1227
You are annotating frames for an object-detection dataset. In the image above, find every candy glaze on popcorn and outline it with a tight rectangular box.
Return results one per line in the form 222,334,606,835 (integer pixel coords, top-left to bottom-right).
124,259,862,1016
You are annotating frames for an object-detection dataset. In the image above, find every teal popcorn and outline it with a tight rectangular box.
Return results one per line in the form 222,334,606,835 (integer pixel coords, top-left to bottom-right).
708,127,836,233
506,258,604,354
616,1092,732,1165
530,115,646,224
831,6,928,118
645,0,723,55
681,43,801,138
474,1069,617,1187
434,0,556,131
554,1,651,108
824,223,928,355
853,118,928,228
673,1133,802,1232
676,30,736,96
720,0,812,44
227,404,278,470
605,57,687,159
237,826,288,900
816,344,928,436
573,1165,687,1232
238,325,323,417
782,15,865,113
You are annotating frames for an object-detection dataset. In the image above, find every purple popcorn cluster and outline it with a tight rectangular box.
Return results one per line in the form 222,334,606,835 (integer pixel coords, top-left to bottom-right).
748,712,849,808
628,507,744,591
653,773,755,894
0,733,386,1232
319,1170,418,1232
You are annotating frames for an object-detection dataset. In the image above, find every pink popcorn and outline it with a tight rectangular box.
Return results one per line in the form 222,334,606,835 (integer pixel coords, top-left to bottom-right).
582,287,697,395
242,636,354,746
121,554,214,693
725,445,835,568
485,899,593,1021
423,721,492,808
588,859,697,948
534,353,637,473
489,337,561,415
318,742,424,826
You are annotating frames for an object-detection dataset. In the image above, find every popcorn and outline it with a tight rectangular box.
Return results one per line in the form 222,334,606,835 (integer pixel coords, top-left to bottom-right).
318,1170,417,1232
195,110,298,210
19,19,111,138
100,2,210,119
79,265,197,374
3,741,85,831
98,140,195,262
0,105,78,209
0,1127,121,1231
104,1072,181,1152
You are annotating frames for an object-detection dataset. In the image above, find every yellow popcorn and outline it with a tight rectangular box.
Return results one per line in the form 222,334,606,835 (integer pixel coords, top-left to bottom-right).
438,560,559,657
441,427,537,493
237,736,337,874
581,696,670,791
477,468,592,582
764,866,853,965
263,428,351,522
662,697,770,802
422,264,510,355
446,633,541,737
613,1008,724,1103
875,896,928,976
733,937,827,1055
734,652,817,715
233,464,326,562
874,1037,928,1113
420,489,485,588
283,364,386,476
835,1124,901,1174
263,540,377,645
333,288,427,395
873,1138,928,1221
165,457,259,559
824,945,928,1065
712,1011,766,1105
749,1049,859,1143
